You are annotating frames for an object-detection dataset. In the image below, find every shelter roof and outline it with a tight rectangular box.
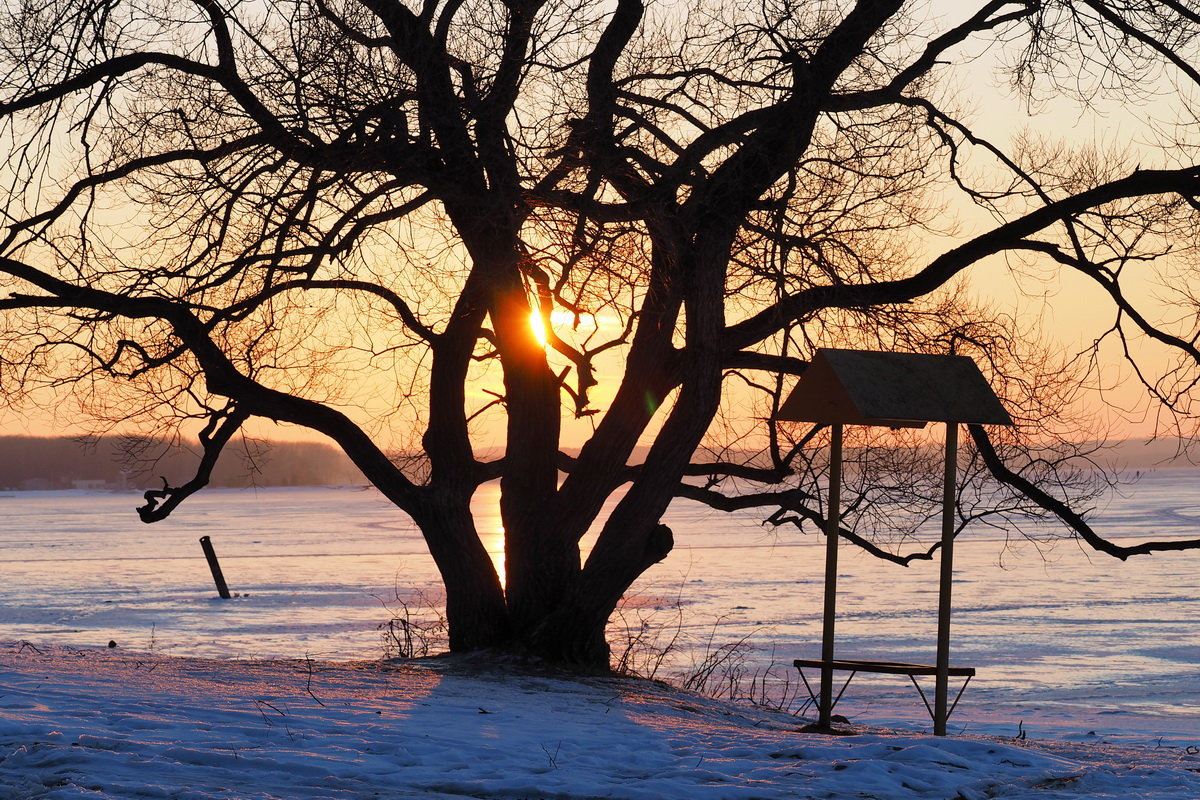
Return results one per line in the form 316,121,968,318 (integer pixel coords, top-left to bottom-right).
777,348,1013,427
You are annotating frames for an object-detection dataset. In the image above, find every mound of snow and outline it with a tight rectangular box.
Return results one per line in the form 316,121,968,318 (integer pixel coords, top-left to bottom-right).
2,643,1199,799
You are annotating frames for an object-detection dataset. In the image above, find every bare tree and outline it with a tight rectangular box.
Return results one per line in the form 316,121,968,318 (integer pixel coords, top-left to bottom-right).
2,0,1200,665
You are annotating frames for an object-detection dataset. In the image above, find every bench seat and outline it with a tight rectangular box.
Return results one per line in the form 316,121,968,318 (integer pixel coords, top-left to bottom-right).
792,658,975,677
792,657,976,726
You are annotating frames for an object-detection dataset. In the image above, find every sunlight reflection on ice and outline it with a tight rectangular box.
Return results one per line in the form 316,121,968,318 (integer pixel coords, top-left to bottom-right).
471,486,506,587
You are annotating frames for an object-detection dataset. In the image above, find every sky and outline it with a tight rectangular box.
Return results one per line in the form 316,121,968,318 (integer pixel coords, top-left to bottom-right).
1,0,1195,448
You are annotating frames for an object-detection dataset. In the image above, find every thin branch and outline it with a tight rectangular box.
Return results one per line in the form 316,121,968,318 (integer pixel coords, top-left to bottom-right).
725,165,1200,352
970,424,1200,559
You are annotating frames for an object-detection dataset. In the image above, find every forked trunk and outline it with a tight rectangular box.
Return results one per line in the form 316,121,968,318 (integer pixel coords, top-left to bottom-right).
525,599,614,667
521,522,675,668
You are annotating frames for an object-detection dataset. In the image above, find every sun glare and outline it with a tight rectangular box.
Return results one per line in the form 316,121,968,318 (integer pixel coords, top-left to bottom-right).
530,310,548,347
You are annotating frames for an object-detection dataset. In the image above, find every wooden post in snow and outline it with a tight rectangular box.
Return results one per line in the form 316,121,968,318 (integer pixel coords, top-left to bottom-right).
934,421,959,736
818,422,844,729
199,535,232,599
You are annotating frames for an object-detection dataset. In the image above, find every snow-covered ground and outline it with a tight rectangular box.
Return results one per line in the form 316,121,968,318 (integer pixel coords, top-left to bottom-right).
3,642,1200,800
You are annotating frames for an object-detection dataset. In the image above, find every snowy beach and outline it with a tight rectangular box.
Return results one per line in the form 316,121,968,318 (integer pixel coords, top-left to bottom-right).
3,643,1200,799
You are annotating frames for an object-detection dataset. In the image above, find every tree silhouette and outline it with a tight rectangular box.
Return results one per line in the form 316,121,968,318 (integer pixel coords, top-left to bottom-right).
2,0,1200,664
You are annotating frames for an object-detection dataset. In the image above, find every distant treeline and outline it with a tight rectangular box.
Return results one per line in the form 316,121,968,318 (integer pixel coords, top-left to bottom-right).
0,435,365,490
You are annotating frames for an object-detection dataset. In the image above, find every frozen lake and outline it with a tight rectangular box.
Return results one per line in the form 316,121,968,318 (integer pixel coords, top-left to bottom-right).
4,472,1199,743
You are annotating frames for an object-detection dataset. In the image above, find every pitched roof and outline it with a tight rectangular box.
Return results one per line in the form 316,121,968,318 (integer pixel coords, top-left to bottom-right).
777,348,1013,427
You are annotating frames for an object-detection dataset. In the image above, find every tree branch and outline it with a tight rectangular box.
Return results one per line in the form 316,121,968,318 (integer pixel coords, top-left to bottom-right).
0,256,427,508
673,482,941,566
137,404,249,522
725,165,1200,352
970,424,1200,558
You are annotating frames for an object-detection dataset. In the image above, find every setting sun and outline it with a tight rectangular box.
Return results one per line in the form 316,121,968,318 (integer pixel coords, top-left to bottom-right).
530,309,547,347
528,309,604,351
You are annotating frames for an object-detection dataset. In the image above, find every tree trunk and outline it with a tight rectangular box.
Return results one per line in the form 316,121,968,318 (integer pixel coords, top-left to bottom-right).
488,263,575,634
526,599,614,667
523,522,674,668
412,496,510,651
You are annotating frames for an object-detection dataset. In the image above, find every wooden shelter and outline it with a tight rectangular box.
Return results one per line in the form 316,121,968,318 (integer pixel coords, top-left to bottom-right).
778,348,1012,735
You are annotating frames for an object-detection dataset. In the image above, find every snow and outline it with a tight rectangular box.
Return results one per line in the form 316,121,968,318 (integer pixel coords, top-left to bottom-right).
4,642,1200,800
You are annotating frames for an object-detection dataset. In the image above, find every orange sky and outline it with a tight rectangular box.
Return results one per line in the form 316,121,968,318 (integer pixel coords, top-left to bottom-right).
2,1,1194,448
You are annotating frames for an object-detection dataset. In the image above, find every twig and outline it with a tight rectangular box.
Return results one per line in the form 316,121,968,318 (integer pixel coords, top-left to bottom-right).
303,653,326,706
541,741,561,770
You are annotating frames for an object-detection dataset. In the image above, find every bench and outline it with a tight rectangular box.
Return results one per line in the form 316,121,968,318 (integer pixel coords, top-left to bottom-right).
792,658,975,724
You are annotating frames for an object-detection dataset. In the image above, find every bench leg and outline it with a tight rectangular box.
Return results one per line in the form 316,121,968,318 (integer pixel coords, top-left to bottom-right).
909,674,935,721
947,674,973,720
797,666,819,713
795,666,858,719
831,670,857,712
910,674,973,725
